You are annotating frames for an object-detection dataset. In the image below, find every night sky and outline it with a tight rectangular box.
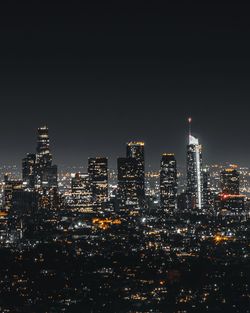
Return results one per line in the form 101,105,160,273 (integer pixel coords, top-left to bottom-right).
1,1,250,169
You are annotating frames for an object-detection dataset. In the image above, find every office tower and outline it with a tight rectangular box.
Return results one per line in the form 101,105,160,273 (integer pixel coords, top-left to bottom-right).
203,168,213,209
20,126,59,215
36,126,51,160
186,118,203,210
23,126,58,190
69,173,92,212
0,211,8,243
88,157,108,207
214,168,243,216
160,153,177,212
35,126,57,188
22,153,36,188
126,141,145,206
11,190,39,233
41,165,58,189
177,192,188,211
36,126,52,184
215,193,246,216
220,168,240,195
3,174,23,212
117,157,140,207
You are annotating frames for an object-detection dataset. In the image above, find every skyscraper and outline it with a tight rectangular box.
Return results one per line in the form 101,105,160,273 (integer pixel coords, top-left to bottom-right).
117,157,140,208
3,174,23,213
22,126,58,190
186,118,203,210
35,126,57,188
126,141,145,207
11,190,39,232
220,168,240,195
160,153,177,212
202,168,213,209
69,173,93,212
22,153,36,188
88,157,108,208
36,126,51,157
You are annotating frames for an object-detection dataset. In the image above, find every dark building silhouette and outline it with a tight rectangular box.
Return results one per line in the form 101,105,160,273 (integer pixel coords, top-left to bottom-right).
160,154,177,212
22,126,58,190
19,126,59,214
177,192,188,211
215,193,246,216
220,168,240,195
126,142,145,207
3,174,23,213
35,126,57,189
202,168,213,209
88,157,108,208
117,157,141,208
22,153,36,188
11,190,39,225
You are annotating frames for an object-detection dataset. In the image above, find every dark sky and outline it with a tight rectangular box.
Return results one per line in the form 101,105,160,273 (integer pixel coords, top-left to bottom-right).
1,1,250,169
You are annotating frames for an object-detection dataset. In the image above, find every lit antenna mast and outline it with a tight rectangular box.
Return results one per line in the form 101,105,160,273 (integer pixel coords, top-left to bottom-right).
188,117,192,136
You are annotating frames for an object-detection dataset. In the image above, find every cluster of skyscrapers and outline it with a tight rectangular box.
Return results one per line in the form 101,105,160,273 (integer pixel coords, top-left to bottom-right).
1,120,247,241
67,157,109,212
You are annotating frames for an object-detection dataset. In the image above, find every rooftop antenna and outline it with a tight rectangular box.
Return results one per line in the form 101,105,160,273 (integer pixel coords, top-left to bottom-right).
188,117,192,137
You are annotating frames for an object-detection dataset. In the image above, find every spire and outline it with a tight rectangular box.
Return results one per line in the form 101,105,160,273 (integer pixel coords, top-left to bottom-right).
188,117,192,137
188,117,199,145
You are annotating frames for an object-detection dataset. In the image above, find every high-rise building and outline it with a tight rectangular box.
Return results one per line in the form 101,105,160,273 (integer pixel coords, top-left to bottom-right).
11,190,39,230
215,194,246,216
36,126,51,158
88,157,108,207
22,153,36,188
68,173,93,212
220,168,240,195
186,119,203,210
177,192,188,211
160,153,177,212
126,141,145,206
22,126,58,190
3,174,23,212
215,168,244,216
202,168,213,209
36,126,57,188
117,157,140,208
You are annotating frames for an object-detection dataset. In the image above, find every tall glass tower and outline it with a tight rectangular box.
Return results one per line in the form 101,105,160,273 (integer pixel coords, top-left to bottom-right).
117,157,140,207
186,118,203,210
160,153,178,212
88,157,108,207
22,126,57,190
36,126,51,156
126,141,145,207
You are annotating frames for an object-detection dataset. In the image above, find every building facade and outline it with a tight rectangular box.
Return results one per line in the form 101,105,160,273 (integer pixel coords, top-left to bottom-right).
126,142,145,207
160,154,177,212
69,173,93,212
220,168,240,195
88,157,108,208
186,134,203,210
117,157,140,208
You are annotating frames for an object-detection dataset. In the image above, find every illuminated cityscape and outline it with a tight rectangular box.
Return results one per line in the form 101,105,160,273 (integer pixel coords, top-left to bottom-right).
1,2,250,313
0,123,249,312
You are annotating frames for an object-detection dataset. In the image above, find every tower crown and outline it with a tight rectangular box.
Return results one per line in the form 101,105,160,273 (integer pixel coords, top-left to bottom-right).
189,135,199,145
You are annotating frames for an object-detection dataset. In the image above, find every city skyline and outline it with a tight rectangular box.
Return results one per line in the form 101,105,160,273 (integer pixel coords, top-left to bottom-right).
1,119,249,171
0,3,250,312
